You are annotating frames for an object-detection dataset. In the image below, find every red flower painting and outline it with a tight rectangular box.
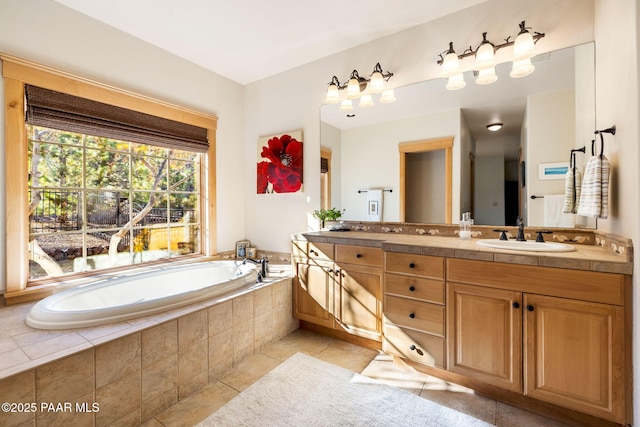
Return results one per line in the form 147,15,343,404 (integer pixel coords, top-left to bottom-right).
257,132,303,194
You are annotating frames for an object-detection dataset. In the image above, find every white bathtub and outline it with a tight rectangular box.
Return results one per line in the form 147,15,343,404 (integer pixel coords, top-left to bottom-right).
26,261,258,330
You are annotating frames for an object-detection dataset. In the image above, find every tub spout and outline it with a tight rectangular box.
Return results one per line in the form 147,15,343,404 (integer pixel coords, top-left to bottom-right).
242,256,269,282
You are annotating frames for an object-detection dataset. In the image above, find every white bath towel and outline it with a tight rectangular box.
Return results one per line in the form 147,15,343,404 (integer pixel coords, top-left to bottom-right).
366,189,383,221
577,155,610,219
562,168,582,214
545,195,575,227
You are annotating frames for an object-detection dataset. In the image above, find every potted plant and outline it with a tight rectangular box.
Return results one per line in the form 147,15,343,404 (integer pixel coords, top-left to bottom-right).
313,208,344,229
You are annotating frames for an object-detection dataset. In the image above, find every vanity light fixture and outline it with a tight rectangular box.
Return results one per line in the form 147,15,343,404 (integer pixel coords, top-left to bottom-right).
324,62,395,109
437,21,545,90
487,123,503,131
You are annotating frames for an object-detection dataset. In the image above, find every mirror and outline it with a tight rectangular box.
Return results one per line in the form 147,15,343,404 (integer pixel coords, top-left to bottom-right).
320,43,596,228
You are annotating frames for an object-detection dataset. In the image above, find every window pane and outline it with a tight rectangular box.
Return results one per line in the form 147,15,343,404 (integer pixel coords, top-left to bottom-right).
30,126,82,145
86,149,130,189
169,159,199,192
133,143,167,158
86,191,132,230
132,156,167,190
85,135,130,152
29,189,82,233
170,193,199,224
30,143,83,188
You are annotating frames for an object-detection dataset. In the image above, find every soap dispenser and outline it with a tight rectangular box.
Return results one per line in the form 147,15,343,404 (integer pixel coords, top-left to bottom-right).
459,212,473,240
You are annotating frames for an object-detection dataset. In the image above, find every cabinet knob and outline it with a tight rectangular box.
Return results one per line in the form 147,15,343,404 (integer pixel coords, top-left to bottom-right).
409,313,415,319
409,345,416,351
512,302,520,309
356,253,362,258
409,286,415,292
409,263,415,268
310,250,318,256
526,305,535,312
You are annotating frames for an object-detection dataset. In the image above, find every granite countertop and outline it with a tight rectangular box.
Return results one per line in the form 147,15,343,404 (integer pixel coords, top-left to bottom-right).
295,231,632,275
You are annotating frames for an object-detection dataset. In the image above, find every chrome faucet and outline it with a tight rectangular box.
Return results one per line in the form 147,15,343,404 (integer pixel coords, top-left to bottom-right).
242,256,269,282
516,216,526,241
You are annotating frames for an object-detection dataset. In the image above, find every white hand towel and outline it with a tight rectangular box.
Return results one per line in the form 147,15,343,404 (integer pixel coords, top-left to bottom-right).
545,194,575,227
562,168,582,214
366,189,383,221
577,155,610,218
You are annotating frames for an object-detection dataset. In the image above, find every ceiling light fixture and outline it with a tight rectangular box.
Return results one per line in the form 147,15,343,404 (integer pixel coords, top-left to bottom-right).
324,63,395,110
437,21,544,90
487,123,503,131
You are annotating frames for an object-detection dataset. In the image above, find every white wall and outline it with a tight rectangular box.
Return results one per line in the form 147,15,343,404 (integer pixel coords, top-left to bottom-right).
524,89,576,226
593,1,640,424
406,151,446,223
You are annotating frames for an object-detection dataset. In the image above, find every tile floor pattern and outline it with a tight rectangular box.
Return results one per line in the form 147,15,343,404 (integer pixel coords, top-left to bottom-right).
142,329,572,427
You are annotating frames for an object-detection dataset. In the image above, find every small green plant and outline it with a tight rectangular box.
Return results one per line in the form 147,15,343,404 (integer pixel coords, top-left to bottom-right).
313,207,344,228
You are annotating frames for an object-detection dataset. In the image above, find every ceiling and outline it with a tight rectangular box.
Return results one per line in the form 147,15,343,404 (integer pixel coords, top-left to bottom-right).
53,0,485,85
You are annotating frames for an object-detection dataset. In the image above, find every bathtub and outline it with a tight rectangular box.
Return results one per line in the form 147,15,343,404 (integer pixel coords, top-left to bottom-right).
26,261,258,330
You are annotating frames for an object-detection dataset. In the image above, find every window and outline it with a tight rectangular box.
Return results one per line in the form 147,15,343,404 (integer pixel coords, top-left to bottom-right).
2,55,217,301
28,126,201,279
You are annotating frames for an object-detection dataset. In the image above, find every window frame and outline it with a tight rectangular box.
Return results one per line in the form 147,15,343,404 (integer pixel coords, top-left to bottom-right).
2,54,218,304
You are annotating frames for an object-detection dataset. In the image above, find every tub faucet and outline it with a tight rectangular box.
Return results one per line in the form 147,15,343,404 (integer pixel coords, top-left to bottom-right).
242,256,269,282
516,216,526,241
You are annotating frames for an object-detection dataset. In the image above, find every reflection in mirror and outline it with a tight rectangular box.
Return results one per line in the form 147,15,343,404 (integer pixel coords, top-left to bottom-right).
320,43,596,228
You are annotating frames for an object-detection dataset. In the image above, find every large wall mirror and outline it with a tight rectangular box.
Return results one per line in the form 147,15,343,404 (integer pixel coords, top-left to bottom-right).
320,42,596,229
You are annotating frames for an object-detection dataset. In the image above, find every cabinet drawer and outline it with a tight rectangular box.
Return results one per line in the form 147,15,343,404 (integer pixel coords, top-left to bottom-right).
336,245,383,267
292,241,334,261
383,324,445,368
447,258,625,306
385,274,444,305
385,252,444,279
384,294,444,337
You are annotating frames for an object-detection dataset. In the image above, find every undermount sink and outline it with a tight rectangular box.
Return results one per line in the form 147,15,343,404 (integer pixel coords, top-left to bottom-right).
475,239,576,252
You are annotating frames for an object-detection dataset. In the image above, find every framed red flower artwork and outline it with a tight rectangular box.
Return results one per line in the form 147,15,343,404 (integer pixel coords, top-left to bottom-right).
257,130,303,194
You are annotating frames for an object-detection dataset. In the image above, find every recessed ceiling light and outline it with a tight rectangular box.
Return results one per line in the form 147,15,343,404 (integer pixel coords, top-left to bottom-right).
486,122,503,131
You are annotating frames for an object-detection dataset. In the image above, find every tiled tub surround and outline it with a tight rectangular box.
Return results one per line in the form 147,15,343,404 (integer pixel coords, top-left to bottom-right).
0,269,298,427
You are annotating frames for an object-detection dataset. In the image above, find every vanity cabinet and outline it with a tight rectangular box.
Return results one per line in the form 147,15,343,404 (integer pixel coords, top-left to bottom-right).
447,258,627,424
383,252,447,368
292,241,336,328
334,245,383,341
293,241,383,342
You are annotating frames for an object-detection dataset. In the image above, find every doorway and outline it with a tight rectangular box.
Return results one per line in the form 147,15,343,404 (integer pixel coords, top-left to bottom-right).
399,137,453,223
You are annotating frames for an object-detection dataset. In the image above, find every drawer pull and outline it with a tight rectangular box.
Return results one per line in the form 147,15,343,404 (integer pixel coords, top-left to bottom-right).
409,313,415,319
512,302,520,309
356,253,362,258
409,344,424,356
526,305,535,312
409,286,415,292
409,263,415,268
310,250,318,256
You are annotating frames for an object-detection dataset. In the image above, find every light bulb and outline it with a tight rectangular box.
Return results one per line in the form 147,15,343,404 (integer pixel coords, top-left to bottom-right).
513,30,535,61
476,67,497,85
346,77,361,99
359,94,374,108
379,89,396,103
369,71,384,93
441,43,460,78
338,99,353,111
475,41,496,71
446,73,466,90
324,83,340,104
510,58,535,78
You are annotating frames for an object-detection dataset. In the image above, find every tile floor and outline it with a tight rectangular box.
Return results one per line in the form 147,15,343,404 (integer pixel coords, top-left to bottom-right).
142,328,572,427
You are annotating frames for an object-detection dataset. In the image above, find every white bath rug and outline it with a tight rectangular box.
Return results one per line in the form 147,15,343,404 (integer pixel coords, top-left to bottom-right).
197,352,492,427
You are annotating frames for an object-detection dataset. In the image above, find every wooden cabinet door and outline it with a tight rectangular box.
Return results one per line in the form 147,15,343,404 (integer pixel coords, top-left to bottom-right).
524,294,625,423
335,263,382,341
447,282,522,392
293,260,336,329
